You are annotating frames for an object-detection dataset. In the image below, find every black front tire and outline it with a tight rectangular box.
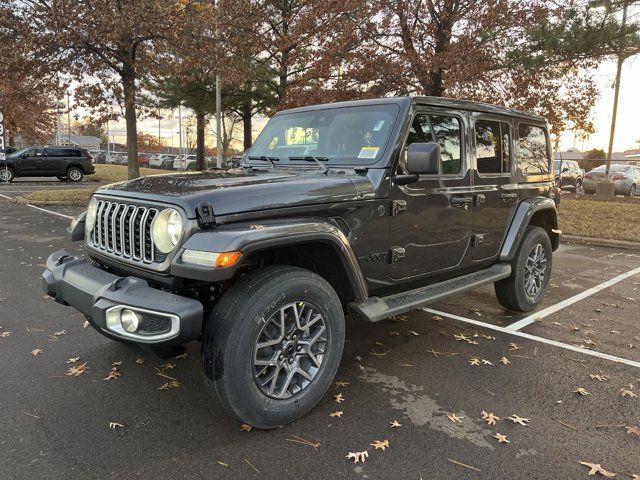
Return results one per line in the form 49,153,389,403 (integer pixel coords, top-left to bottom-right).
201,266,345,429
495,226,553,312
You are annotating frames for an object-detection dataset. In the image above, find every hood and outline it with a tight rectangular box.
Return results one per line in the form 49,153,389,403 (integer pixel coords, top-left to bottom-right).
96,168,378,218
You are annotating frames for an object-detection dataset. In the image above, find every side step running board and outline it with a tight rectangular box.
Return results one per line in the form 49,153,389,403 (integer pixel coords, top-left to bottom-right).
349,264,511,322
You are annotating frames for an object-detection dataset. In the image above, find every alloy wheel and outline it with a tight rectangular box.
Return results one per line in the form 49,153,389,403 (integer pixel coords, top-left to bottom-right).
523,243,547,298
0,168,12,182
253,301,329,399
68,169,82,181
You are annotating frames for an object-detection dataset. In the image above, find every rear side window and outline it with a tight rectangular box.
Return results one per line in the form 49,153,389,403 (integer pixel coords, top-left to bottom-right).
404,114,462,174
518,124,550,175
46,148,65,157
475,119,511,174
63,149,82,157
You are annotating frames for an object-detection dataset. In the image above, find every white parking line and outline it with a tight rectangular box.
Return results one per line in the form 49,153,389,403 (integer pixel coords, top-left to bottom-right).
506,266,640,331
0,193,75,220
422,307,640,369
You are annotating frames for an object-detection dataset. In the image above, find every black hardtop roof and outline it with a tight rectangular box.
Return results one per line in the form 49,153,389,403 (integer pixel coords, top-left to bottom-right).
277,96,546,122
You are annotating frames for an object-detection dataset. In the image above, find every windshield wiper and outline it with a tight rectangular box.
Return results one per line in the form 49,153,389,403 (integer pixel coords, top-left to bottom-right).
247,155,280,168
289,156,329,174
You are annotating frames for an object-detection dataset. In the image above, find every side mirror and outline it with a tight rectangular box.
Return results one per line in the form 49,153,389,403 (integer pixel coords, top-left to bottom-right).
406,142,440,175
561,166,569,172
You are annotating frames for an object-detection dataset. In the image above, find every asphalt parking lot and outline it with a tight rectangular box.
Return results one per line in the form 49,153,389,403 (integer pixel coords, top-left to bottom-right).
1,187,640,480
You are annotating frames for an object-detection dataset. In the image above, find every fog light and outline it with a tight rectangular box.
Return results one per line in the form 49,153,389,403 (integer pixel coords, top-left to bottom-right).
120,309,141,333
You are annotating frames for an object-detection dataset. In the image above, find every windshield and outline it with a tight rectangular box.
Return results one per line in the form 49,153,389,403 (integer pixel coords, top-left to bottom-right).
248,104,400,166
8,147,30,157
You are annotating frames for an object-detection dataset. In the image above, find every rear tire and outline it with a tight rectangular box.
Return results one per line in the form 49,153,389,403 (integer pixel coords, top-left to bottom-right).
495,226,552,312
201,266,345,429
66,167,84,182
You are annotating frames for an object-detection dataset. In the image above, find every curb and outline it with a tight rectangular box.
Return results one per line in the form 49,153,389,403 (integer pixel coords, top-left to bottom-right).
14,195,87,206
562,235,640,251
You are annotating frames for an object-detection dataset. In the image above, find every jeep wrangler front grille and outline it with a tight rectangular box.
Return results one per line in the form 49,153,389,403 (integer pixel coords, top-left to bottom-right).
90,200,161,264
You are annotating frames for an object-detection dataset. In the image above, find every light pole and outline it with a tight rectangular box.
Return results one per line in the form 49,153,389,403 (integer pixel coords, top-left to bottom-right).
596,0,630,198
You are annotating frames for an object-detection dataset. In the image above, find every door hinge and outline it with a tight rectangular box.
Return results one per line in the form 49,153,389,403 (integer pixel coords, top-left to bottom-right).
390,247,406,263
392,200,407,216
196,202,216,228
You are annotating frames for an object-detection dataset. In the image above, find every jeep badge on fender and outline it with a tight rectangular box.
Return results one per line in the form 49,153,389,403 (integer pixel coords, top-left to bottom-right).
42,97,560,428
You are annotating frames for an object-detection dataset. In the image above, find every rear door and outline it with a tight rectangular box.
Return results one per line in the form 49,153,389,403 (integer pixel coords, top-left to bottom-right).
43,147,65,174
390,109,474,279
471,116,518,261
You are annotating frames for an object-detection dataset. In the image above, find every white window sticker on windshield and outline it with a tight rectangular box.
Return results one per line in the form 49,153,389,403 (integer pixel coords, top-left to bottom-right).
373,120,385,132
358,146,380,159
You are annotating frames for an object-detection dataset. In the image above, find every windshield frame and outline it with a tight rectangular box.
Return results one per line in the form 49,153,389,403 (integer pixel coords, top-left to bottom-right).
244,102,403,169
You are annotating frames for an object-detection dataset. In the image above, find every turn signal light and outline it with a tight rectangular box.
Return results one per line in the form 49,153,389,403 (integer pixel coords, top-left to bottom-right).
214,251,242,268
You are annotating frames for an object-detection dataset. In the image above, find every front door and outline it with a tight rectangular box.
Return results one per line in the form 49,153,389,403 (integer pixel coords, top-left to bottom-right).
14,147,44,175
390,110,474,280
471,116,518,261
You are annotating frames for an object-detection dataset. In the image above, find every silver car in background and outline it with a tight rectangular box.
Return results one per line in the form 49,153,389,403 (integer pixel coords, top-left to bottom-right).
583,164,640,196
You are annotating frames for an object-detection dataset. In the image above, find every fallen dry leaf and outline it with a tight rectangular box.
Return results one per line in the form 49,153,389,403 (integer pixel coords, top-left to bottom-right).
240,424,252,432
574,387,591,396
481,359,494,365
579,461,616,477
104,368,121,381
174,352,188,359
469,357,481,366
407,330,420,336
334,393,345,403
620,388,638,398
447,413,463,424
493,433,510,444
509,343,525,351
370,439,389,451
625,425,640,436
109,422,123,429
136,357,144,364
31,349,43,356
335,381,349,387
66,362,88,377
0,331,12,338
389,331,400,337
500,356,511,365
329,411,343,418
82,320,90,328
159,362,176,370
481,411,500,426
346,451,369,463
158,380,180,390
508,414,530,426
354,355,363,362
53,330,66,337
390,420,402,428
66,357,80,364
590,374,608,382
112,361,123,367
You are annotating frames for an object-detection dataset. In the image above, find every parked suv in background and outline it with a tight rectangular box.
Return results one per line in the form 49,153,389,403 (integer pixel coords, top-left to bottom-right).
42,97,560,428
554,159,583,191
0,146,95,182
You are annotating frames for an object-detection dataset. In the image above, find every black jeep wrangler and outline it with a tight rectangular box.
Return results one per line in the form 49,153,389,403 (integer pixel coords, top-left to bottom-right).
42,97,560,428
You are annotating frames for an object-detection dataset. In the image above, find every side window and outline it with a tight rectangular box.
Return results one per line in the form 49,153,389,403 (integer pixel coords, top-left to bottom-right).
517,124,550,175
475,119,511,174
45,148,64,157
63,149,82,157
403,114,462,175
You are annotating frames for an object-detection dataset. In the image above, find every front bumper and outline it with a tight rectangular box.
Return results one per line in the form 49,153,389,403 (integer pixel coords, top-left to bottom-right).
42,249,203,345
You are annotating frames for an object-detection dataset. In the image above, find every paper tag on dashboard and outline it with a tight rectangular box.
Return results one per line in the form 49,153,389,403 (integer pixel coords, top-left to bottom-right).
358,146,380,159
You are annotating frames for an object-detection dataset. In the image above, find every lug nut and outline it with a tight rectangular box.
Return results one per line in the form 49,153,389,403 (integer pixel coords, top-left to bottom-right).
292,334,297,340
279,354,284,361
296,345,302,351
288,358,294,364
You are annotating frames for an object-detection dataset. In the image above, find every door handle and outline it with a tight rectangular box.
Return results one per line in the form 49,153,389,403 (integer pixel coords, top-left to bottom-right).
500,192,518,201
474,194,486,207
450,196,473,207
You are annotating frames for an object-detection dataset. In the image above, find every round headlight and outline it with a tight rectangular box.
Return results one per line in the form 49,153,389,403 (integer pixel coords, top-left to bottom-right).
152,208,183,253
85,196,98,233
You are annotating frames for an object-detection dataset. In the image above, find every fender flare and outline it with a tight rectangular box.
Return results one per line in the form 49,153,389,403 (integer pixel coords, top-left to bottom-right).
171,218,369,303
499,197,560,262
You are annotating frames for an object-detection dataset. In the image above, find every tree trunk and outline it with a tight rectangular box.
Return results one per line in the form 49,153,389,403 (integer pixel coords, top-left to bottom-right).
242,96,252,150
122,68,140,179
196,111,206,170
